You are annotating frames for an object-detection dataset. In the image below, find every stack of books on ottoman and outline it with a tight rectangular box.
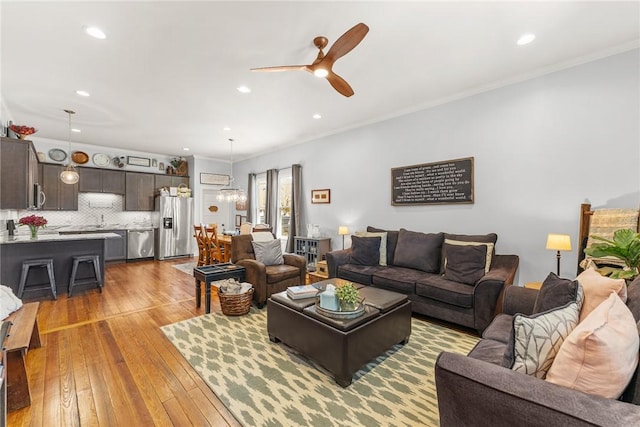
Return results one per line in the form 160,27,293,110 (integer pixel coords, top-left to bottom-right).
287,285,319,300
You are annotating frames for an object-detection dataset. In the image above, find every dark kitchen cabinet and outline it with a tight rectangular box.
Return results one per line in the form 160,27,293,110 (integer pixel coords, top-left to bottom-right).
155,175,189,190
83,230,127,261
0,137,39,209
78,167,125,194
125,172,155,211
39,164,78,211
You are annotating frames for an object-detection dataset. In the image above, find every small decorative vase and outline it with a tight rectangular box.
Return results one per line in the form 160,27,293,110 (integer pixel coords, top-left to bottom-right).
29,225,39,239
19,134,28,140
339,300,358,312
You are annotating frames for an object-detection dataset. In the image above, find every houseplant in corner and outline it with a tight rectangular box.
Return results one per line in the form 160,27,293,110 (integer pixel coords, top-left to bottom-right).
584,228,640,280
336,282,361,311
18,214,47,238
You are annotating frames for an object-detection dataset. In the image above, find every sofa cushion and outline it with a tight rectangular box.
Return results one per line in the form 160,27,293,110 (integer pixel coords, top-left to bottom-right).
481,313,513,344
338,264,386,285
443,243,488,285
371,266,425,294
546,292,640,399
443,233,497,273
367,226,399,266
393,228,443,273
415,275,474,308
355,231,387,266
467,339,507,366
252,239,284,266
533,272,580,314
503,285,583,379
349,236,382,266
265,264,300,284
577,267,627,322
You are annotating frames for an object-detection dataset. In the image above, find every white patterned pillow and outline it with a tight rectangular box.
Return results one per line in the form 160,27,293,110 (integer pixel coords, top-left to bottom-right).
503,285,584,379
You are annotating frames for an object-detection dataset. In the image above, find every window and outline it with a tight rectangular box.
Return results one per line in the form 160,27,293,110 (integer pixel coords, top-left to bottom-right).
255,173,266,225
278,168,292,238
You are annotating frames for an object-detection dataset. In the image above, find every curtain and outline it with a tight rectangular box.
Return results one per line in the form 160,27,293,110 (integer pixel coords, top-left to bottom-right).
246,173,256,224
265,169,278,234
286,164,302,253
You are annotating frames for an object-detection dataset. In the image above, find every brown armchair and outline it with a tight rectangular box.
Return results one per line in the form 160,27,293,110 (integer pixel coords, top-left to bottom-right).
231,234,306,307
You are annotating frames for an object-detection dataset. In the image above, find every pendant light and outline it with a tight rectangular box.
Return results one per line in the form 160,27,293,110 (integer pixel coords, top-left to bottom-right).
216,138,247,203
60,109,79,185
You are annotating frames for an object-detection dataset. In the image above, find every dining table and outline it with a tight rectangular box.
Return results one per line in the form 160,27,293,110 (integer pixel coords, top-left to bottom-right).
217,234,232,262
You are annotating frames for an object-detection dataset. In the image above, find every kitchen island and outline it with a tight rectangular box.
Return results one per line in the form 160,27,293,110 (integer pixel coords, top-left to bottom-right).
0,232,120,299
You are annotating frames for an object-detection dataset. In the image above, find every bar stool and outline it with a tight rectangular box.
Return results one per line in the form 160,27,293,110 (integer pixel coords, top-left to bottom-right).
69,255,103,297
18,258,57,300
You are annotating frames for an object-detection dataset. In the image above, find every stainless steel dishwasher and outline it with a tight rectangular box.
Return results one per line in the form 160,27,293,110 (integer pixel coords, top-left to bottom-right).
127,228,155,260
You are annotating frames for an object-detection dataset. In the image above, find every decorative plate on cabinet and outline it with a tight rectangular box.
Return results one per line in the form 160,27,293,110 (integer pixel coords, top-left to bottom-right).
92,153,110,167
48,148,67,162
71,151,89,164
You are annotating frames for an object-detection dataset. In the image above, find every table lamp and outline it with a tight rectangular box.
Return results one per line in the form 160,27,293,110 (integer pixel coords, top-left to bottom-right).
338,226,349,250
546,233,572,276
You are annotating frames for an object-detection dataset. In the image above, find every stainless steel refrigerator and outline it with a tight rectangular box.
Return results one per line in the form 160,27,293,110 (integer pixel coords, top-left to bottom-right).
155,196,193,260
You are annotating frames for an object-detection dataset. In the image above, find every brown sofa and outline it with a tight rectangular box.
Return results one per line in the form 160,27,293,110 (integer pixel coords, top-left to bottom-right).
326,226,519,334
435,276,640,426
231,234,306,307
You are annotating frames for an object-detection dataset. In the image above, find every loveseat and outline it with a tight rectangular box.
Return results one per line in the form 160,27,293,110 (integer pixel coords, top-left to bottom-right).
326,226,519,334
435,274,640,426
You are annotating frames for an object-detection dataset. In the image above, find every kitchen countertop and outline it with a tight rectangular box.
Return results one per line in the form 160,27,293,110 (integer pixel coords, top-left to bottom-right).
55,224,156,232
0,232,122,245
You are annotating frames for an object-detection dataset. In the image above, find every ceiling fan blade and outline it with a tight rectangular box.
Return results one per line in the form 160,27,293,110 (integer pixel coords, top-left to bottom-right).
323,23,369,64
250,65,309,72
326,72,354,97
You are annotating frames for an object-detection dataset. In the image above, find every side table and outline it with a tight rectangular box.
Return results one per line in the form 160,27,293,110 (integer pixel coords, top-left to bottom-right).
193,263,246,314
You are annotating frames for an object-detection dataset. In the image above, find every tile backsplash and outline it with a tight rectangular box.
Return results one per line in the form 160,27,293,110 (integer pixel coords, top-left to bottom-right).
1,193,159,235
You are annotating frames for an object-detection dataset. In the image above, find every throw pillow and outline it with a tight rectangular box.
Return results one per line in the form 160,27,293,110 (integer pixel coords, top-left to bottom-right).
349,236,382,266
252,239,284,266
443,243,488,285
577,267,627,322
443,233,497,273
502,285,583,379
367,226,399,266
546,292,639,399
533,272,580,314
355,231,387,266
393,229,443,273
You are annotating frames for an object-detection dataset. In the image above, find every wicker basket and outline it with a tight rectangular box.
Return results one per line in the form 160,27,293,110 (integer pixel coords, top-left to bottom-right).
219,288,254,316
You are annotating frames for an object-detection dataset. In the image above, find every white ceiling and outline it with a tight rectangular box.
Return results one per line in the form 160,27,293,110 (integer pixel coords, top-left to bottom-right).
1,1,639,161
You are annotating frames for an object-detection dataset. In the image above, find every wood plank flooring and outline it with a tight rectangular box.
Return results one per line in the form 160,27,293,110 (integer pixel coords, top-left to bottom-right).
8,258,241,427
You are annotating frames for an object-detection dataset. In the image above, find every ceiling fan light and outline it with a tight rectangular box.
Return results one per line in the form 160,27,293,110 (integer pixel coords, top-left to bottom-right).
314,68,329,78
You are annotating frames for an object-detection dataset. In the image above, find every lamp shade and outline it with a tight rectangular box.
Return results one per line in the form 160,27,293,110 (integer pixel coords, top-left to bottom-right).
546,234,572,251
338,226,349,236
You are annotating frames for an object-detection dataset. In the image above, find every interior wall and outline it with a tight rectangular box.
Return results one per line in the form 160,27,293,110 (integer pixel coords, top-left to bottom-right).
233,49,640,284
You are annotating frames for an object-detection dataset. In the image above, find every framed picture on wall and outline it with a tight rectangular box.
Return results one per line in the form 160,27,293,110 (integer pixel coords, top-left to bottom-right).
236,199,247,211
200,173,231,185
311,189,331,204
235,214,242,227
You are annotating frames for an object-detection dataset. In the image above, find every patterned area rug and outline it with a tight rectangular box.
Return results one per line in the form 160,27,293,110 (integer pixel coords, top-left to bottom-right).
172,261,196,276
161,308,479,426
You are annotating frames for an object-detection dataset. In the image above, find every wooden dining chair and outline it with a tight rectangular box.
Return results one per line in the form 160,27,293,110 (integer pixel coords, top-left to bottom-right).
204,224,224,264
193,225,209,266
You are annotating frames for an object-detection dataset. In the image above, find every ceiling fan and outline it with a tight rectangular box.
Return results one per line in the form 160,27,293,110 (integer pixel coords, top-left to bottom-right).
250,22,369,97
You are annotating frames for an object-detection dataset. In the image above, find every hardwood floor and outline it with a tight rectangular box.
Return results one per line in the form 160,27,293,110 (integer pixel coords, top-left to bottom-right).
8,258,241,427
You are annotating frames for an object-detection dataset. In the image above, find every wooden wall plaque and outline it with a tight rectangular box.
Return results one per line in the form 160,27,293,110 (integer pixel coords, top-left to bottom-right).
391,157,474,205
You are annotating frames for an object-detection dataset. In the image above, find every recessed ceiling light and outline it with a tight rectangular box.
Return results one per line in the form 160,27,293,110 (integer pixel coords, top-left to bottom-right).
223,126,231,131
237,86,251,94
183,147,190,151
313,114,322,119
71,128,81,133
85,26,106,40
517,33,536,46
313,69,329,78
75,90,90,97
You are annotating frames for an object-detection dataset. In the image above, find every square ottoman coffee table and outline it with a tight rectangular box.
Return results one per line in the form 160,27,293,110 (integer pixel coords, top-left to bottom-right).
267,278,411,387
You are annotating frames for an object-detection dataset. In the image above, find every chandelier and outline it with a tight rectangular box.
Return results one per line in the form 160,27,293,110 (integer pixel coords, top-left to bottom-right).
60,109,79,185
216,138,247,203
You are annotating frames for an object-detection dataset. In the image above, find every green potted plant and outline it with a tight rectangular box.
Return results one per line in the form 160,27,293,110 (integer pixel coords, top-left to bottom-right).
584,228,640,280
336,282,361,311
